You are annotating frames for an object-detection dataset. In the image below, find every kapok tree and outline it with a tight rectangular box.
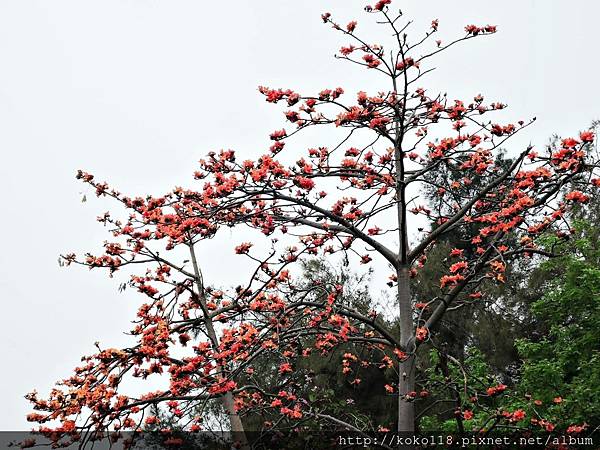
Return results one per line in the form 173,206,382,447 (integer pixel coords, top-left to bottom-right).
26,0,600,446
195,0,600,435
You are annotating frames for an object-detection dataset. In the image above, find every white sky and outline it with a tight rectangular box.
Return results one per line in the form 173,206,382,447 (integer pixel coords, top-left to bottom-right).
1,0,598,430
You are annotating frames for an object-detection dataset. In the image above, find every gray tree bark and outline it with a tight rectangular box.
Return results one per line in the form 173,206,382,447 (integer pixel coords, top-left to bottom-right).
396,266,415,435
189,244,249,449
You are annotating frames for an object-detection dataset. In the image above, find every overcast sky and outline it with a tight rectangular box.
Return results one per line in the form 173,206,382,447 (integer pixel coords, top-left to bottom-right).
1,0,598,430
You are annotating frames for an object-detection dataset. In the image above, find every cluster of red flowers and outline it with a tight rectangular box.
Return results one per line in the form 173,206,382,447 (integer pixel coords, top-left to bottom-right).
258,86,300,105
440,274,465,289
464,24,497,35
565,190,589,203
486,383,507,396
362,53,381,69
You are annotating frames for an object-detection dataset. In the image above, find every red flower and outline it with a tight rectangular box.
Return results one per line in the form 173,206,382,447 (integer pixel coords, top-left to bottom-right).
270,141,285,153
463,410,474,420
396,57,415,71
360,254,372,264
449,261,468,273
340,45,355,56
278,363,292,374
512,409,526,421
346,21,357,32
580,131,595,142
440,274,465,288
486,383,507,396
416,327,428,341
562,137,579,148
369,116,389,129
374,0,391,11
449,248,464,257
318,89,332,100
362,54,381,68
469,135,482,147
285,111,300,122
465,24,481,35
145,416,159,425
565,191,589,203
368,226,381,235
567,424,587,434
270,129,287,141
294,176,315,191
235,242,253,254
280,406,303,419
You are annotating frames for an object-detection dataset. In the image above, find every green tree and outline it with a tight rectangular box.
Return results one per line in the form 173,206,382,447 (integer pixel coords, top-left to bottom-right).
513,217,600,431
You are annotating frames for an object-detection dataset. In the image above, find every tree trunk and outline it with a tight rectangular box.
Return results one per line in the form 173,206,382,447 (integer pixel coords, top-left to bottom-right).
222,392,249,448
397,355,415,432
189,244,249,448
397,266,415,437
